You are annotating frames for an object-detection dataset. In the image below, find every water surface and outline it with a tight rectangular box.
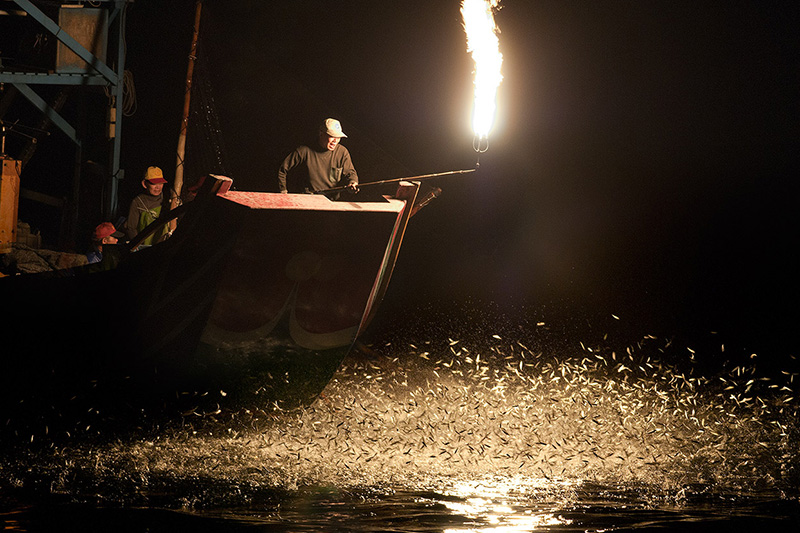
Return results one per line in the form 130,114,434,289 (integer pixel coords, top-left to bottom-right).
2,315,798,531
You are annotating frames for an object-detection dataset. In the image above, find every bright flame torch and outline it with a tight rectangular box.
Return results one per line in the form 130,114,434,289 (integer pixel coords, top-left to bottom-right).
462,0,503,154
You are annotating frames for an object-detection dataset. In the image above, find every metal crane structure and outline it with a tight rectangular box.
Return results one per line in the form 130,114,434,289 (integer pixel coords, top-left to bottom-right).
0,0,131,249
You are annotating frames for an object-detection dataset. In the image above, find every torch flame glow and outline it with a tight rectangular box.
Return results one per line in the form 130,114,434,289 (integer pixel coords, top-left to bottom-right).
462,0,503,145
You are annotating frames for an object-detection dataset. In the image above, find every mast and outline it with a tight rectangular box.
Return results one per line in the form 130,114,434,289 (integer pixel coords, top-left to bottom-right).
170,0,202,220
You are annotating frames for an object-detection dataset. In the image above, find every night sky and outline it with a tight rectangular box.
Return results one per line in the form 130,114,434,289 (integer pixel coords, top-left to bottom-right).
6,1,800,362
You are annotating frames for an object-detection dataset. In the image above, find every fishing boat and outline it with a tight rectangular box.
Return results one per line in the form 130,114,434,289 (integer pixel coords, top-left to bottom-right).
0,175,426,419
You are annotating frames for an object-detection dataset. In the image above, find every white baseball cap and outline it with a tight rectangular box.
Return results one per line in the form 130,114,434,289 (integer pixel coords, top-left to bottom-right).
322,118,347,138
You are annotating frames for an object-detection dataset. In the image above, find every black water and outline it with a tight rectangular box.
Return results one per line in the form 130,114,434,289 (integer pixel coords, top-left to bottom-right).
3,490,798,532
2,308,798,532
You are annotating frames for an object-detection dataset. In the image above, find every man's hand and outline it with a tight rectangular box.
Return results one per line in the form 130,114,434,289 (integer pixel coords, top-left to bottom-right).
346,182,360,194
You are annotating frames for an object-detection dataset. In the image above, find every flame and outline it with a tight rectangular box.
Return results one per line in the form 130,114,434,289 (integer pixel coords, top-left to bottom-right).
462,0,503,143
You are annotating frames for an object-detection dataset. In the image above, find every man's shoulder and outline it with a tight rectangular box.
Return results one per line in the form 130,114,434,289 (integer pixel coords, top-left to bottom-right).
333,144,352,161
294,145,315,155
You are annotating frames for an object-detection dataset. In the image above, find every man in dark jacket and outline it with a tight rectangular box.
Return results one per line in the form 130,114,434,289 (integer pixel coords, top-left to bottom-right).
277,118,359,194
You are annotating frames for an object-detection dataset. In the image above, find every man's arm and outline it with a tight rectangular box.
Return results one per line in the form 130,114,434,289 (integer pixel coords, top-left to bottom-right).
340,147,358,186
277,149,303,193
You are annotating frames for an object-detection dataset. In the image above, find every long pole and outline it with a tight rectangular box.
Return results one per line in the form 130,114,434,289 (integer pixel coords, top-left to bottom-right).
171,0,202,215
313,168,476,195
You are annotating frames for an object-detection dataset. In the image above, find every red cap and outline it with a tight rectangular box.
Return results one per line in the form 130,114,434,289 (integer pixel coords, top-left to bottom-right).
93,222,122,240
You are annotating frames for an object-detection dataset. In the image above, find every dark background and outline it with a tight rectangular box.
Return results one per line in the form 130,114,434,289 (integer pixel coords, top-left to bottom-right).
3,0,798,364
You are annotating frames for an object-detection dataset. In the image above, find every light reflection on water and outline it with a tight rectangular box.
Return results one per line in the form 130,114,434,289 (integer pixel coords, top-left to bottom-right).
441,477,573,532
1,322,799,530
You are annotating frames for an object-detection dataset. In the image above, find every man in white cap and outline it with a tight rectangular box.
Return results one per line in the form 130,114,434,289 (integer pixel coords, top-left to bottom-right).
277,118,359,194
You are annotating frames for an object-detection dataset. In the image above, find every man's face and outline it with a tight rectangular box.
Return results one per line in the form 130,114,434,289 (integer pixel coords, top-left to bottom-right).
102,235,118,245
145,181,164,196
320,133,340,151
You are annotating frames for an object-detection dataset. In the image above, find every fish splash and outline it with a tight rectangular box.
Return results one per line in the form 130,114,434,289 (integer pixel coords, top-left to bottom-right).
2,318,797,510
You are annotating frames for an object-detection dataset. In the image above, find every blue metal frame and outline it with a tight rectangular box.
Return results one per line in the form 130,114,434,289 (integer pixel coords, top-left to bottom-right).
0,0,130,218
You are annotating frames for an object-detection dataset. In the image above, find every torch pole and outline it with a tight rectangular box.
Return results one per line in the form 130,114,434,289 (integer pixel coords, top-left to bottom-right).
313,168,476,195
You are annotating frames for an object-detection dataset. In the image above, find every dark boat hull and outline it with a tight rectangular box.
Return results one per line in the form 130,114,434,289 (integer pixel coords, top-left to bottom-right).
186,189,418,408
0,179,418,427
